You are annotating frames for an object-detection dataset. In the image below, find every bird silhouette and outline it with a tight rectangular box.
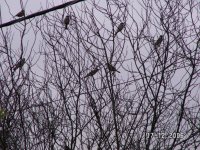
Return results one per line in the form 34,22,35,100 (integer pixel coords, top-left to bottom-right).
15,10,25,17
106,63,120,73
114,22,125,37
84,68,99,78
64,145,71,150
13,58,25,71
64,16,70,29
154,35,163,48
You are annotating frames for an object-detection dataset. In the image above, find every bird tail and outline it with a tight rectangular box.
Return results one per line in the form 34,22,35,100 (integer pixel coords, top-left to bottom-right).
13,66,17,71
154,44,158,50
84,74,89,78
114,31,118,38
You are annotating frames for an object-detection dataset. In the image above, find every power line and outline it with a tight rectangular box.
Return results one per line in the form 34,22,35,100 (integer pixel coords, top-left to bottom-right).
0,0,85,28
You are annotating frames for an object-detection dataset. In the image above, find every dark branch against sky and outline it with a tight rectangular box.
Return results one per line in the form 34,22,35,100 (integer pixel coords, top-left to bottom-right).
0,0,85,28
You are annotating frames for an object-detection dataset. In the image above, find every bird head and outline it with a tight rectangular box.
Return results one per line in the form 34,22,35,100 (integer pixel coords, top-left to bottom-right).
121,22,126,27
65,16,70,19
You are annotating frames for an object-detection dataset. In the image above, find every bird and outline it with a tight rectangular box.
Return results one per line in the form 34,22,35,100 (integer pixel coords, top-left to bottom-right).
106,63,120,73
154,35,163,48
15,10,25,17
114,22,125,37
84,68,99,78
64,145,71,150
13,58,25,71
64,16,70,29
160,13,164,24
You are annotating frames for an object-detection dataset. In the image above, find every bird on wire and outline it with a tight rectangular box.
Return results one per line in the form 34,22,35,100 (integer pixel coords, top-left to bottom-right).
154,35,163,49
15,9,25,17
106,63,120,73
84,68,99,78
64,16,70,29
114,22,125,37
13,58,25,71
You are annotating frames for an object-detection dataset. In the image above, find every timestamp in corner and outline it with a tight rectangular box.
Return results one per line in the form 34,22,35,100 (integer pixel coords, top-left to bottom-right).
145,132,184,139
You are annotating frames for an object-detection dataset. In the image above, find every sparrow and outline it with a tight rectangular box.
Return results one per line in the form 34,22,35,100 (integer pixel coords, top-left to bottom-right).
154,35,163,48
64,16,70,29
13,58,25,71
114,22,125,37
15,10,25,17
106,63,120,73
84,68,99,78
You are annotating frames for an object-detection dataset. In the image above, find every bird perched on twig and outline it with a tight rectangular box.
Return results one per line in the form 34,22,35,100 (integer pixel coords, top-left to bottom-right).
154,35,163,49
13,58,25,71
84,68,99,78
160,13,164,24
15,10,25,17
106,63,120,73
114,22,125,37
64,145,71,150
64,16,70,29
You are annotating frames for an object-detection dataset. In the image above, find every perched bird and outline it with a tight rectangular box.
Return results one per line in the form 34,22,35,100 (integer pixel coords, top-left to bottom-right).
160,13,164,24
13,58,25,71
114,22,125,37
64,16,70,29
84,68,99,78
106,63,120,73
15,10,25,17
154,35,163,48
64,145,71,150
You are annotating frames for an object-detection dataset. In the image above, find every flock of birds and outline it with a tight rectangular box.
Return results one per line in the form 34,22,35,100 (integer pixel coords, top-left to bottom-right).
62,15,125,78
84,63,120,78
13,9,125,76
12,8,164,150
13,10,163,78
